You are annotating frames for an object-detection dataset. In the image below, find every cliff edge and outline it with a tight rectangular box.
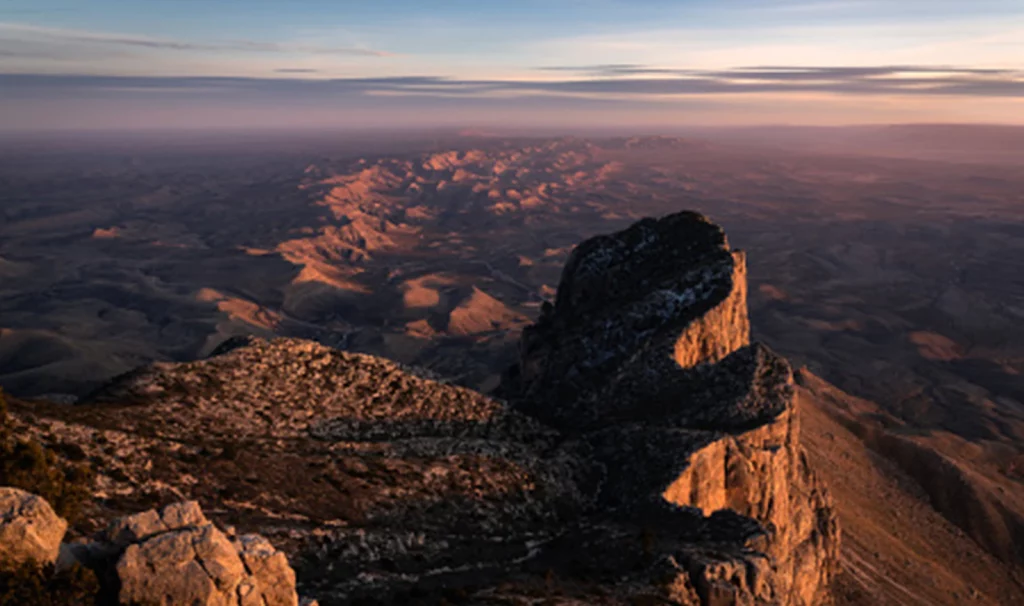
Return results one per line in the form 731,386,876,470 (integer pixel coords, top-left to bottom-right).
500,211,839,604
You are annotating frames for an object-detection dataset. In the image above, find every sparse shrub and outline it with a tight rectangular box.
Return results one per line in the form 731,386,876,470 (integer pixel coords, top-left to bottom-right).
217,441,242,461
0,561,100,606
0,391,9,444
640,527,655,557
629,594,667,606
0,390,101,603
0,389,95,523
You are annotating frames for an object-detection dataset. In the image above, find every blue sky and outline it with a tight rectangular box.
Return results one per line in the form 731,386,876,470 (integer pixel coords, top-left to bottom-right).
2,0,1023,130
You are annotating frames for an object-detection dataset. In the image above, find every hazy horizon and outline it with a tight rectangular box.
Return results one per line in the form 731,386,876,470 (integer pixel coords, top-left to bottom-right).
3,4,1024,604
2,0,1023,131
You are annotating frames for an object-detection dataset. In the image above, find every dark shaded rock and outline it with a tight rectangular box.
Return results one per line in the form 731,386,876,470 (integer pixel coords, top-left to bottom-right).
495,211,839,604
500,212,750,432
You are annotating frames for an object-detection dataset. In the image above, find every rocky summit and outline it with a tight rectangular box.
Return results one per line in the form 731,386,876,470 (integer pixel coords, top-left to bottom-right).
499,212,838,603
3,211,838,604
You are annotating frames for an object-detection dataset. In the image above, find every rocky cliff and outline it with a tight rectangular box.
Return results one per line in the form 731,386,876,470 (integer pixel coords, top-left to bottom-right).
2,211,838,605
500,211,839,604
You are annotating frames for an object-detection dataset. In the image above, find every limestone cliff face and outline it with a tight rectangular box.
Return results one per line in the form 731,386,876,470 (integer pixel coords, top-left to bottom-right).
507,213,751,431
501,211,838,604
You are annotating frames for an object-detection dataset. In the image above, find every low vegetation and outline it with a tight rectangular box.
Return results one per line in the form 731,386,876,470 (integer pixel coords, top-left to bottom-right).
0,562,100,606
1,389,100,604
1,389,93,522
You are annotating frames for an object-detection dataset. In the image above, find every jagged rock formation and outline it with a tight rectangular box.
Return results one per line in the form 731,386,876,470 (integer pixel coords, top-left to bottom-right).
499,211,839,604
0,486,68,568
502,211,751,429
4,211,838,604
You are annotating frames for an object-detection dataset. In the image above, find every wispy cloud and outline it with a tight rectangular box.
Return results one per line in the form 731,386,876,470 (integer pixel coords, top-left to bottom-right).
762,1,877,14
532,65,1024,96
4,66,1023,99
0,22,392,57
0,47,51,58
275,68,319,73
539,64,1019,79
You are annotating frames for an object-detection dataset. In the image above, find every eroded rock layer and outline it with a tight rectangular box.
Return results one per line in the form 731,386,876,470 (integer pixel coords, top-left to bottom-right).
500,211,839,604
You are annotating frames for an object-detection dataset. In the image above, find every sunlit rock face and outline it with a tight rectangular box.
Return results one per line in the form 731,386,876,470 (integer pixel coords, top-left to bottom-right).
500,211,839,605
0,487,68,569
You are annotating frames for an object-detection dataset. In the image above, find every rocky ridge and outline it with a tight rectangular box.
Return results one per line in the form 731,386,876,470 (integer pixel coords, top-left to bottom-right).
3,211,838,604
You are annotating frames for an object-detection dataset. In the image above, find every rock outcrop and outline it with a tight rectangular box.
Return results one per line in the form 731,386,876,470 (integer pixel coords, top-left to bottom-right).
296,211,833,604
0,486,68,568
58,500,299,605
500,211,839,604
4,211,838,604
503,211,752,430
110,501,297,606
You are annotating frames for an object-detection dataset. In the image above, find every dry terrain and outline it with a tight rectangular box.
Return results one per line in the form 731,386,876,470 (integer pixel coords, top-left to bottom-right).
2,128,1023,603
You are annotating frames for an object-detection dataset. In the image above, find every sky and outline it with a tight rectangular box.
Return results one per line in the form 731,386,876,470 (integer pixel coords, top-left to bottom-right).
1,0,1023,131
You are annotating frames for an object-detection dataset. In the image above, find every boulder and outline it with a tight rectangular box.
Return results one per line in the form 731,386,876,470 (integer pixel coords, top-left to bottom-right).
0,486,68,568
103,501,298,606
235,534,300,606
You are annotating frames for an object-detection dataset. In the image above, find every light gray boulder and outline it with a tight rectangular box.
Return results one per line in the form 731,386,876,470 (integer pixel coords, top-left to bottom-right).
0,486,68,568
104,501,298,606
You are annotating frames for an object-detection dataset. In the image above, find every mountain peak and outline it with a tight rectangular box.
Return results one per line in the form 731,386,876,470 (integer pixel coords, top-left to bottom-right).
4,212,838,605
